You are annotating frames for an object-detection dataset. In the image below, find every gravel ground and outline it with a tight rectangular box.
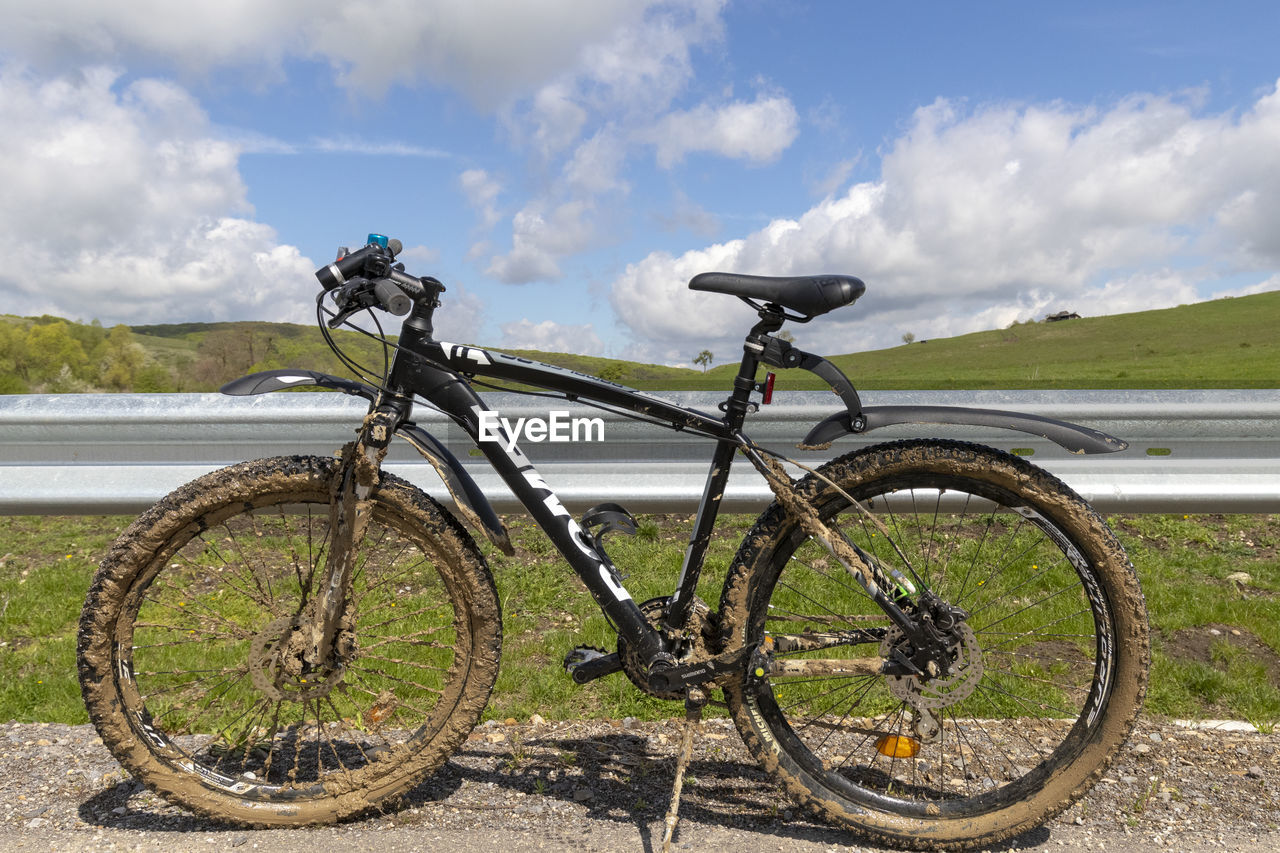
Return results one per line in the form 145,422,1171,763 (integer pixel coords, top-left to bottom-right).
1,716,1276,853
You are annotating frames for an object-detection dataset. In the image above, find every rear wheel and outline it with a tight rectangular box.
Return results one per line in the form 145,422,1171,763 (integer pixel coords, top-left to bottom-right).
720,440,1148,849
78,455,502,825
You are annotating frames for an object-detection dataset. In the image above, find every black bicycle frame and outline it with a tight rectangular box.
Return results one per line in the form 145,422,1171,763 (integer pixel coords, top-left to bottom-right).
373,301,764,666
225,267,1128,675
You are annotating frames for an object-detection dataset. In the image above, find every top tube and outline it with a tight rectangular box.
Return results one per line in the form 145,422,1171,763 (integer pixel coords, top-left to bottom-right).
421,339,737,441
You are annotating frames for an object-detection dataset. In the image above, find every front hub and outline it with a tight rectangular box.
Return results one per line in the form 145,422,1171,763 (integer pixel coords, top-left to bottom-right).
248,614,356,702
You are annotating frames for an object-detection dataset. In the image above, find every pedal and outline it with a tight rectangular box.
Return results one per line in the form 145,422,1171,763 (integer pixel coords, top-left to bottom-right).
580,502,637,581
563,646,623,684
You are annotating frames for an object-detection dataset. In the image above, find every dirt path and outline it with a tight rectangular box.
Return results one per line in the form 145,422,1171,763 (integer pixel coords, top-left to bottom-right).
2,716,1276,852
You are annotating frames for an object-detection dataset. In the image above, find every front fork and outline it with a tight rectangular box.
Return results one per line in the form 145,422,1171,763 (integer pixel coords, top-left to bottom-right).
300,406,398,670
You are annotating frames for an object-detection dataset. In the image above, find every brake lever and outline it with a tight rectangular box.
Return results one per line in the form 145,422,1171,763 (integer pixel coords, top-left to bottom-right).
327,279,375,328
327,304,364,329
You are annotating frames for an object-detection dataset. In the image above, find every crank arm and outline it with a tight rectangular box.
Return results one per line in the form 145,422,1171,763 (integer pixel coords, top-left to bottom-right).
646,645,756,694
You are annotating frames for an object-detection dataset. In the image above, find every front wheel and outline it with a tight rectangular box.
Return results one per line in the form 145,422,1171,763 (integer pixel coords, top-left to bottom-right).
78,455,502,825
719,440,1148,850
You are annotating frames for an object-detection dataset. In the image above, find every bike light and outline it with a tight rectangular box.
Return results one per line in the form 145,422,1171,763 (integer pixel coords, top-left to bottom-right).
763,372,775,404
876,734,920,758
367,233,389,248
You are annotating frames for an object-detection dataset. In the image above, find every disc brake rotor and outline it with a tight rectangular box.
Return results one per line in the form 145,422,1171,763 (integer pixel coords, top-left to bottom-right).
880,623,983,710
249,614,351,702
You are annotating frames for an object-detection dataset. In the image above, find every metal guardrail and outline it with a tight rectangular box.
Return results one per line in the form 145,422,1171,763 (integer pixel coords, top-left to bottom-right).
1,390,1278,516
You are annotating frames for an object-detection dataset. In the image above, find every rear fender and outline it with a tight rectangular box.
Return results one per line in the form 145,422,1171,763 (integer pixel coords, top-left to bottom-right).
220,369,513,555
800,405,1128,455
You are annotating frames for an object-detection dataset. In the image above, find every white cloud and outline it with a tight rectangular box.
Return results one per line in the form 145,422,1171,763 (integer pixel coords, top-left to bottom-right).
0,65,313,324
563,128,629,194
459,169,503,229
483,1,731,282
653,189,720,237
499,318,605,355
527,83,589,157
436,283,486,344
810,157,859,198
2,1,661,104
572,0,725,117
311,137,449,158
487,200,601,284
648,93,800,167
397,244,441,265
610,82,1280,358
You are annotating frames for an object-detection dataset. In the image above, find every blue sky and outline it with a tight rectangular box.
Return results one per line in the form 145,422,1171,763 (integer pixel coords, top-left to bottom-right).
2,1,1278,366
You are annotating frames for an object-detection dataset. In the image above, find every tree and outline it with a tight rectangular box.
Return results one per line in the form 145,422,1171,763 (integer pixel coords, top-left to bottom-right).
23,321,88,385
777,330,795,343
693,349,714,372
902,332,916,344
193,327,278,387
597,362,626,382
0,322,27,393
98,324,146,390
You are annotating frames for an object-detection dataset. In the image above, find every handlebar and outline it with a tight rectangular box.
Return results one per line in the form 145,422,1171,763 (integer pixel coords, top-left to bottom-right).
314,234,444,326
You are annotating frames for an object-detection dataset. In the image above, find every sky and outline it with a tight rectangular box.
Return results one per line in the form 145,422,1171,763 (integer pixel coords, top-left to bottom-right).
2,1,1279,367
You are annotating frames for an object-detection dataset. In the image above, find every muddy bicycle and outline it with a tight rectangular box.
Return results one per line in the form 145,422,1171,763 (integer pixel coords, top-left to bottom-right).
77,234,1149,849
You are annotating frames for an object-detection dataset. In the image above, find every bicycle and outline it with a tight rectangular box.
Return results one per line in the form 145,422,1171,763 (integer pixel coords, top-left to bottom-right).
77,233,1149,850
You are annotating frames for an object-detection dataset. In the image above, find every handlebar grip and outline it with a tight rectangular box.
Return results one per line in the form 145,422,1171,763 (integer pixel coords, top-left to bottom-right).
374,279,412,315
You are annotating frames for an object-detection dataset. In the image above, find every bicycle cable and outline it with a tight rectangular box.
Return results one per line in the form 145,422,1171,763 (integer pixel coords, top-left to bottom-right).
315,293,393,393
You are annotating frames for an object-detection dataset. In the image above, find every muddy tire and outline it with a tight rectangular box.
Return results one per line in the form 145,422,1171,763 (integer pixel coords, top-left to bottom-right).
77,455,502,826
719,440,1148,850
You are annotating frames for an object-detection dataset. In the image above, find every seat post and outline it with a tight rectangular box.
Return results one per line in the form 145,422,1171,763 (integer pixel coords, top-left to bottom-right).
723,308,785,427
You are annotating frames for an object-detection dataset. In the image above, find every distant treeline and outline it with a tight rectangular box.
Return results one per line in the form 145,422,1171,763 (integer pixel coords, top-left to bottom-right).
0,315,690,394
0,315,392,394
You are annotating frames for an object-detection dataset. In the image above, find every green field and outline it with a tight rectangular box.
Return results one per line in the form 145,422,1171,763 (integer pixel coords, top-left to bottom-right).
3,288,1278,393
2,512,1278,728
691,289,1280,391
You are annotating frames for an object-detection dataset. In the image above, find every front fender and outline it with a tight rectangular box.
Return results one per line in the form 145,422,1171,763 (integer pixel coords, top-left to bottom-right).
398,424,513,555
219,369,513,555
801,405,1128,455
220,368,377,400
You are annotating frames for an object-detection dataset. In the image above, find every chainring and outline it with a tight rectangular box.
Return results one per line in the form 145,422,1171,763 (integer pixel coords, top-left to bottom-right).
617,596,711,700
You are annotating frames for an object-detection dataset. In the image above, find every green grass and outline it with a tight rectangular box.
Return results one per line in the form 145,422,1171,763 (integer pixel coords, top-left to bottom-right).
2,511,1278,727
0,517,112,722
751,289,1280,391
6,288,1279,393
1113,514,1280,726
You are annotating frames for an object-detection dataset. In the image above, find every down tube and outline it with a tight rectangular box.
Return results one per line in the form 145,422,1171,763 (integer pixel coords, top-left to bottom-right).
421,373,667,663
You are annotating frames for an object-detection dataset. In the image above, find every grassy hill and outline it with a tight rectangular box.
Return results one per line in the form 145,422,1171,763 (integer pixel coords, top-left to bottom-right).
2,289,1277,392
684,289,1280,391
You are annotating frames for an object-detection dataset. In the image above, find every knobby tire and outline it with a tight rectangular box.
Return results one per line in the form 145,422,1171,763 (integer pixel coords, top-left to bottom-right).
719,440,1149,850
77,455,502,826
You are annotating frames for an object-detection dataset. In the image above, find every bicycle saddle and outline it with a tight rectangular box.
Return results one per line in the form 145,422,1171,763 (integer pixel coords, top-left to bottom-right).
688,272,865,318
